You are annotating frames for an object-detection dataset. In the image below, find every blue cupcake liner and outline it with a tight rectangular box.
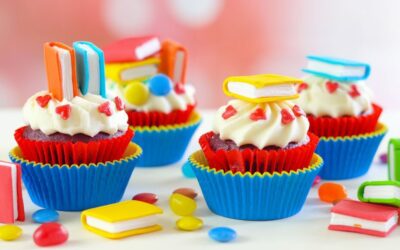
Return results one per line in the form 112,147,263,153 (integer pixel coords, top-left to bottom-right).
189,151,323,221
9,143,142,211
131,112,201,167
316,123,387,180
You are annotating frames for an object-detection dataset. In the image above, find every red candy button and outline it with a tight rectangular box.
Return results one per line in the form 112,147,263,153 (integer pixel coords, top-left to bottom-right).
174,82,186,94
55,104,71,120
132,193,158,204
33,222,68,247
348,85,361,98
114,96,125,111
250,108,266,121
292,105,305,117
173,188,198,199
281,109,294,125
98,102,112,116
312,176,321,187
36,95,52,108
222,105,237,120
326,81,339,93
297,83,309,93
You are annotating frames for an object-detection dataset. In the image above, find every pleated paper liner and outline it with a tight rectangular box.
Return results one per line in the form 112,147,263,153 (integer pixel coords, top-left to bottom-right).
9,142,142,211
199,132,319,174
189,150,323,220
316,122,387,180
127,104,195,127
131,112,201,167
307,103,382,137
14,126,134,165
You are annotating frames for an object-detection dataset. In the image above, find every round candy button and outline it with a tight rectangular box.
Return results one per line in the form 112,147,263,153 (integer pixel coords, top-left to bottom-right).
318,182,347,203
33,222,68,247
181,161,196,178
0,225,22,241
124,81,149,105
148,74,172,96
32,209,59,223
169,193,197,216
132,193,158,204
173,188,198,199
209,227,237,243
176,216,203,231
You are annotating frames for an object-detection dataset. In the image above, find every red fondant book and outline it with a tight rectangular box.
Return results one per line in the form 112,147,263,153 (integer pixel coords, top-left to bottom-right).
103,36,161,63
329,199,398,237
0,161,25,223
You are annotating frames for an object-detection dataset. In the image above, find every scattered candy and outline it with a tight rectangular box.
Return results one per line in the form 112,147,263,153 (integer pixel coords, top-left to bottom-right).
176,216,203,231
124,81,149,105
114,96,125,111
312,176,321,187
208,227,237,243
55,104,71,120
380,153,388,164
222,105,237,120
297,82,308,93
318,182,347,203
36,94,52,108
326,81,339,93
132,193,158,204
149,74,172,96
349,84,360,98
173,188,198,199
281,109,294,125
249,108,266,121
292,105,305,117
98,102,113,116
174,82,186,94
33,222,68,247
169,193,197,216
0,225,22,241
32,209,59,224
182,161,196,178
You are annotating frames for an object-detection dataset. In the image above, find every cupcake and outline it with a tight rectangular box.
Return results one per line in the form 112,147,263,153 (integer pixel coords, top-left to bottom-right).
104,36,201,166
10,41,141,211
192,74,323,220
294,55,387,180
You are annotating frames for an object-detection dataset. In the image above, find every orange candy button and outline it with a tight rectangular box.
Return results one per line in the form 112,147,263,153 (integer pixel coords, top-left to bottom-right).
318,182,347,203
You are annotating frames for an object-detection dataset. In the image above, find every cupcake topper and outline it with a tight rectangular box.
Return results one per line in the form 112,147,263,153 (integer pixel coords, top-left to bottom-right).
73,41,106,98
302,55,370,82
159,39,188,83
44,42,79,101
223,74,303,103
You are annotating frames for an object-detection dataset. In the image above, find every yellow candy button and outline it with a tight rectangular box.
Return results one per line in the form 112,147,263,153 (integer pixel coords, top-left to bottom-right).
123,81,149,106
0,225,23,241
169,193,197,216
176,216,203,231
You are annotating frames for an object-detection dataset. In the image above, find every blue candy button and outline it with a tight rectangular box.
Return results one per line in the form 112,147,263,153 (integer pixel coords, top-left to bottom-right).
208,227,237,243
182,161,196,179
32,209,60,224
149,74,172,96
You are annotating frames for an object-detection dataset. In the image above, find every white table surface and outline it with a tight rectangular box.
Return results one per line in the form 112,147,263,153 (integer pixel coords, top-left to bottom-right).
0,108,399,250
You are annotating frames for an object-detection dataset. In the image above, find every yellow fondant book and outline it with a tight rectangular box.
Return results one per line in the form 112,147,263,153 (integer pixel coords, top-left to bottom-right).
81,200,163,239
223,74,303,103
106,57,160,85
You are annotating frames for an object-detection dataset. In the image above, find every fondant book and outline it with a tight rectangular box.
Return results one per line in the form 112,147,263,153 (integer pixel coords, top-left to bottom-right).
358,180,400,207
159,40,188,83
0,161,25,224
329,199,398,237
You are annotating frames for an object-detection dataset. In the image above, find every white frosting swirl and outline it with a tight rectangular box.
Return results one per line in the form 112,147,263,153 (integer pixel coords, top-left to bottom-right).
23,91,129,136
294,75,373,117
106,79,196,113
213,99,309,148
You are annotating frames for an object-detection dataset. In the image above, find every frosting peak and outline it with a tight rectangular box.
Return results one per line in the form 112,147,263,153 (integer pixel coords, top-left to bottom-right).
23,91,129,136
213,99,309,149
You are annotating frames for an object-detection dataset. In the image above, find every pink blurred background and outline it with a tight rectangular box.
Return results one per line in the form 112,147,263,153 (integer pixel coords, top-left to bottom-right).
1,0,398,109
